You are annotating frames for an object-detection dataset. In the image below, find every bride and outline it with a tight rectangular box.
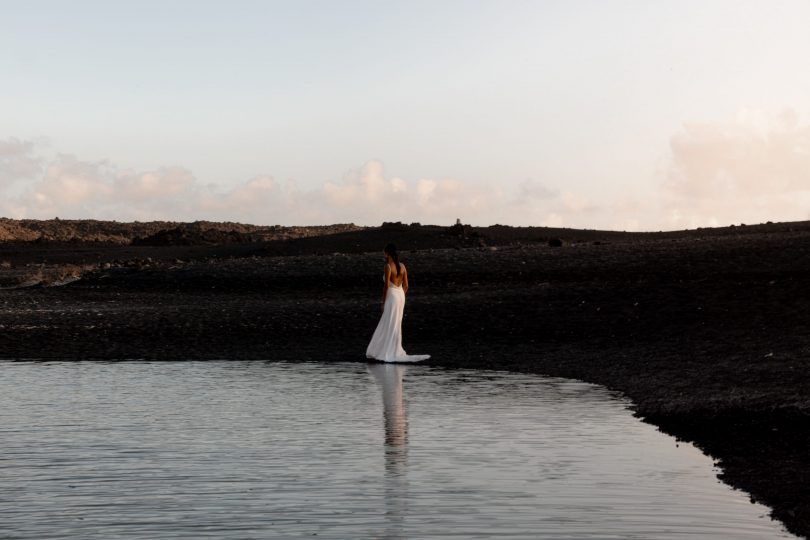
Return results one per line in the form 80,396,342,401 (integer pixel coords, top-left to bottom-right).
366,244,430,363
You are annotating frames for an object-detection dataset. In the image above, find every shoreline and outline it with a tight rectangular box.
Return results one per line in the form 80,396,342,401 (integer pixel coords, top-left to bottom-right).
1,221,809,537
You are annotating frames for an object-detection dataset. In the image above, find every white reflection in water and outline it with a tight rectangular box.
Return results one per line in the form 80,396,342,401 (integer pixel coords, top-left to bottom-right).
369,363,409,539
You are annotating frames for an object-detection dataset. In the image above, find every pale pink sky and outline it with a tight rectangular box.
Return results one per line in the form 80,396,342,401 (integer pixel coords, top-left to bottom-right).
2,1,810,230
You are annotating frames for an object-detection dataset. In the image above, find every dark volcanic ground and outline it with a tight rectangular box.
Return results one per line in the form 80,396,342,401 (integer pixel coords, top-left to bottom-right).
2,221,810,537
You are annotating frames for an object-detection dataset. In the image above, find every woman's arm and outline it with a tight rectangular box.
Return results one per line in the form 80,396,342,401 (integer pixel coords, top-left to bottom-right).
403,267,409,294
381,264,391,310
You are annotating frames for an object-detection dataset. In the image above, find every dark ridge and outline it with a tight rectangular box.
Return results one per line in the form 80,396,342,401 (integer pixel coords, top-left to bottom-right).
133,227,254,246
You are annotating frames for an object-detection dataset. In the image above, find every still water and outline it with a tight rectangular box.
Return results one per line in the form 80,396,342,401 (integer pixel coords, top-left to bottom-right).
0,361,794,539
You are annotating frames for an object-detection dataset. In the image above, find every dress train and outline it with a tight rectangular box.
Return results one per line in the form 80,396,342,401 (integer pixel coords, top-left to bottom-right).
366,282,430,363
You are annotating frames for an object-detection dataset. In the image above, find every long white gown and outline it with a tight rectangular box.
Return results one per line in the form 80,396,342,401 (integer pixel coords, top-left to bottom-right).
366,271,430,363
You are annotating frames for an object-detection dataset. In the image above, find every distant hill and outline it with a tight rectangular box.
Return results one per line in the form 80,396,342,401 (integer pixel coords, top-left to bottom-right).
2,216,808,249
0,218,363,245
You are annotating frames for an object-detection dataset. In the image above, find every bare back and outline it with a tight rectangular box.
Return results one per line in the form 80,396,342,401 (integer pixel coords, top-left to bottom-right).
385,262,407,288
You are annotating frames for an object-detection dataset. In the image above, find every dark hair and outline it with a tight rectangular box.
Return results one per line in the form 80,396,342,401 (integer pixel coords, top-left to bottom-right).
384,243,401,276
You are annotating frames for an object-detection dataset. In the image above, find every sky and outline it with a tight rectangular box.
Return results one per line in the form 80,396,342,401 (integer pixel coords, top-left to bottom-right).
2,0,810,230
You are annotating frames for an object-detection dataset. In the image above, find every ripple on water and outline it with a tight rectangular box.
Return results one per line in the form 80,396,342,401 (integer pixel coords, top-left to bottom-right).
0,360,796,539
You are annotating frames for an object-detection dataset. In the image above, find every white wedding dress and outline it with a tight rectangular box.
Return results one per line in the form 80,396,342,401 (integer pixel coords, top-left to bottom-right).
366,268,430,363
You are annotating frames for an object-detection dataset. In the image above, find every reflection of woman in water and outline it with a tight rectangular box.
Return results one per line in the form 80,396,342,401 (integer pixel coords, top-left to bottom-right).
369,363,409,535
371,363,408,450
366,244,430,363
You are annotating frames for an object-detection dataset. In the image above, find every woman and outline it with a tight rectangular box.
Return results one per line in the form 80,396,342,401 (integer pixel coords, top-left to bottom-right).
366,244,430,363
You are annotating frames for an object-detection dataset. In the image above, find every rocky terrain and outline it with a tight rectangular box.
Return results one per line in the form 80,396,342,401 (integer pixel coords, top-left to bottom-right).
1,218,809,537
0,217,362,244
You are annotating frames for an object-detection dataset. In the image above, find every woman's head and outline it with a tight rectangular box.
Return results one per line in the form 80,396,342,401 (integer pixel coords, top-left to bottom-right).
384,243,401,276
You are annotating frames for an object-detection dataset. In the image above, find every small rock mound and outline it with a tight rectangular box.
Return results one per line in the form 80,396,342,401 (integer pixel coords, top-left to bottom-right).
133,227,253,246
381,221,411,231
446,220,487,247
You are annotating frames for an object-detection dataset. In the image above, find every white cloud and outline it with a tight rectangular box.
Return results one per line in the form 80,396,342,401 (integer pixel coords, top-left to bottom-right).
10,153,200,221
114,167,196,201
0,137,42,187
0,143,566,225
664,108,810,228
11,113,809,232
0,140,641,228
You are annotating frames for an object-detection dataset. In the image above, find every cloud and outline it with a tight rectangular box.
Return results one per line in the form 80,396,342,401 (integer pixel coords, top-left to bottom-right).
22,117,810,232
195,160,560,226
0,139,662,230
0,137,42,187
515,178,558,202
11,153,200,221
306,162,515,225
114,166,196,201
6,108,810,231
0,142,567,226
664,108,810,228
560,191,599,213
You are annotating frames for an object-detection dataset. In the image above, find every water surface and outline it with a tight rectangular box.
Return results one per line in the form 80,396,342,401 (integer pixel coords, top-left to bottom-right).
0,361,794,539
